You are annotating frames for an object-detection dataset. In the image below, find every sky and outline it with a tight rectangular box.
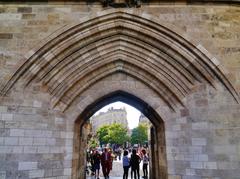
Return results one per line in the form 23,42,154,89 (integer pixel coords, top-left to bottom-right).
94,101,141,129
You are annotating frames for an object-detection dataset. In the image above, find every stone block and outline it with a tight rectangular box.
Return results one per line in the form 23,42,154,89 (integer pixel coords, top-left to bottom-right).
0,137,3,145
18,162,38,170
17,7,32,13
19,137,33,145
25,130,43,137
185,168,195,175
43,130,53,138
214,145,237,154
63,168,71,176
44,169,53,177
192,122,208,130
37,146,49,153
192,138,207,146
65,139,73,146
172,124,181,131
60,132,73,139
33,137,46,146
33,101,42,108
0,120,4,128
194,154,208,162
0,106,7,113
0,146,8,153
0,129,9,137
63,160,72,168
12,146,23,153
10,129,24,137
46,138,56,146
176,117,187,124
22,13,36,19
190,162,203,169
0,33,13,39
55,117,64,124
180,109,189,117
4,137,18,145
50,146,62,154
1,114,13,121
52,169,63,176
188,146,202,154
24,146,37,153
195,99,208,106
29,169,44,178
203,162,217,169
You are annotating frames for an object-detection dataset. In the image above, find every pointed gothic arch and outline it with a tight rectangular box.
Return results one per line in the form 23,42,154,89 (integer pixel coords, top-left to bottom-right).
0,9,239,113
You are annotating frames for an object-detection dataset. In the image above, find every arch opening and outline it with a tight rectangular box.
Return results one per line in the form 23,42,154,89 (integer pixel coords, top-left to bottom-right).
73,91,167,179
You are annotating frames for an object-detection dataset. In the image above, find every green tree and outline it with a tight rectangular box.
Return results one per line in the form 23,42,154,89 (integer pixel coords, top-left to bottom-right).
131,123,148,145
108,123,129,145
96,125,109,145
96,123,129,146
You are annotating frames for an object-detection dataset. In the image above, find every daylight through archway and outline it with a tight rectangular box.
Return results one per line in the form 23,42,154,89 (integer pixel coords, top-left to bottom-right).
86,101,153,178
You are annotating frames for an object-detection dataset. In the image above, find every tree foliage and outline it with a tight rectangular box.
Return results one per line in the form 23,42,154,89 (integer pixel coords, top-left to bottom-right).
96,123,129,145
96,125,109,145
131,123,148,145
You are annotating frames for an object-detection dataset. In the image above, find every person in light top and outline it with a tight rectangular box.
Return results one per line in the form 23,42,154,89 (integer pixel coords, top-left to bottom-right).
122,150,130,179
141,149,149,178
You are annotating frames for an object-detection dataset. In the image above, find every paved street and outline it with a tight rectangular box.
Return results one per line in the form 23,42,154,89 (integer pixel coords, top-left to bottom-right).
86,158,149,179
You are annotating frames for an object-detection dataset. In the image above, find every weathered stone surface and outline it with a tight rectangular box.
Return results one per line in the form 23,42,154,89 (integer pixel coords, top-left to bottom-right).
18,162,38,170
0,3,239,179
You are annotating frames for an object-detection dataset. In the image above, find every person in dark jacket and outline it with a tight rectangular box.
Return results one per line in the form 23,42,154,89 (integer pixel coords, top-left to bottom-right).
93,150,101,179
130,149,141,179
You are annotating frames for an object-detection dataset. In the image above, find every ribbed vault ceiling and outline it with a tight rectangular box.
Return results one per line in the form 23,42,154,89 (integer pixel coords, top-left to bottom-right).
1,10,239,111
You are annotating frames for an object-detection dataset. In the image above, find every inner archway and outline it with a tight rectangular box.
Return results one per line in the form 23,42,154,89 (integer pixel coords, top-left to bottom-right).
73,91,167,179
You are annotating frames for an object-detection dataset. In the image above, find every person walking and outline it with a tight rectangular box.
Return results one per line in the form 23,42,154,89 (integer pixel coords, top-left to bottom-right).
141,149,149,178
90,149,96,176
122,150,130,179
93,150,101,179
130,149,141,179
101,148,112,179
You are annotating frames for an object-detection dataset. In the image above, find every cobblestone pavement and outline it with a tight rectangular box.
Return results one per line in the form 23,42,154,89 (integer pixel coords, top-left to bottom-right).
86,158,149,179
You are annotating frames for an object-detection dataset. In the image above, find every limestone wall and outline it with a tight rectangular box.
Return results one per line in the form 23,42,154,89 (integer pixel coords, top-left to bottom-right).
0,3,240,179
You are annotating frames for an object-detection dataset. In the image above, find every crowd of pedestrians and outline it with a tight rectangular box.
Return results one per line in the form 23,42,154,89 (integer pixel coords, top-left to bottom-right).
87,147,149,179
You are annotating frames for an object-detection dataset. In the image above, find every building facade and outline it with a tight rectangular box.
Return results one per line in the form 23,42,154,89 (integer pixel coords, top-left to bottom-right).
0,1,239,179
139,113,150,125
90,107,128,133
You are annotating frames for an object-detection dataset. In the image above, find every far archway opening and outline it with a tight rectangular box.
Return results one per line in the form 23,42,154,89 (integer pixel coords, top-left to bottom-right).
72,91,167,179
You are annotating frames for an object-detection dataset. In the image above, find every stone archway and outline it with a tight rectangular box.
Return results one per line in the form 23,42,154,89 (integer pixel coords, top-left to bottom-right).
73,90,166,179
0,9,239,179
